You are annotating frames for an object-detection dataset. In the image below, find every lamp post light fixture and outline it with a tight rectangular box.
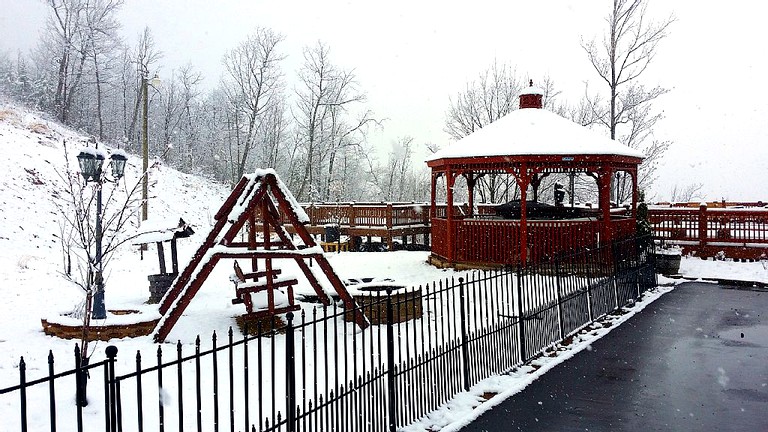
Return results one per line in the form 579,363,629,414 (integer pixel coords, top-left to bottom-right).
76,146,128,320
141,73,161,223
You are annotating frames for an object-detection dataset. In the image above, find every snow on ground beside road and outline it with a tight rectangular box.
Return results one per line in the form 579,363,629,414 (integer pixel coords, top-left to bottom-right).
679,256,768,284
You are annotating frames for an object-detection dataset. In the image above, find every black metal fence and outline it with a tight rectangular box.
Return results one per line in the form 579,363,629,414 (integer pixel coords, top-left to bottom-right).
1,236,655,432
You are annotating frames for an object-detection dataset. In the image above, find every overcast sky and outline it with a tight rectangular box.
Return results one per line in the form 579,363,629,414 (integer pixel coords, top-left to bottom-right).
1,1,766,201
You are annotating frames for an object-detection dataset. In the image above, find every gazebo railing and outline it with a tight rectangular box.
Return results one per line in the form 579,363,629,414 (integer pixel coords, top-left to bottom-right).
611,217,637,241
454,219,523,264
432,218,604,266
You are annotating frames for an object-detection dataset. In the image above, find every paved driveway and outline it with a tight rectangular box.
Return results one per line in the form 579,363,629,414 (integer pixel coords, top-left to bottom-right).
460,282,768,431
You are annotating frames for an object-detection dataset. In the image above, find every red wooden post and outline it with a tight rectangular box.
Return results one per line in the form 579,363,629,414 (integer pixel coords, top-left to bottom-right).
309,204,316,227
349,203,356,228
386,203,394,251
249,212,258,277
699,203,708,247
467,174,475,218
598,169,613,245
518,164,529,264
631,169,638,218
430,174,437,220
446,169,455,263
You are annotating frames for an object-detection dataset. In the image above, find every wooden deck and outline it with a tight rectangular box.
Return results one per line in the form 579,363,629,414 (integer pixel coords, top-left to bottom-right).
281,202,431,250
274,202,768,260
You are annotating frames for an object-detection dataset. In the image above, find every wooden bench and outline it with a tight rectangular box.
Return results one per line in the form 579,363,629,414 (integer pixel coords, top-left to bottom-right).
231,261,300,316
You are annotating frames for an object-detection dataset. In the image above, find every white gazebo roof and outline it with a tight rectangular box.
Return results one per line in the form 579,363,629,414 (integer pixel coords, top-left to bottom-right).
426,108,644,162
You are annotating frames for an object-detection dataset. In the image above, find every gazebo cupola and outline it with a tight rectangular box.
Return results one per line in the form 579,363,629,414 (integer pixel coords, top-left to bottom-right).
425,80,644,268
519,80,544,109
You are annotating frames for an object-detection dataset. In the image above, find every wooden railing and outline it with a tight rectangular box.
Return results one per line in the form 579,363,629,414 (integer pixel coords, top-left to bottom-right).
649,205,768,258
430,218,449,259
435,218,603,266
612,217,637,241
280,202,768,260
289,202,430,228
454,219,523,264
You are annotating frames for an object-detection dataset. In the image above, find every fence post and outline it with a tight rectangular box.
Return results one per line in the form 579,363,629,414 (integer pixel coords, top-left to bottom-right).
698,203,708,247
554,260,565,341
105,345,118,432
47,351,56,431
386,290,397,432
19,357,27,432
584,250,594,323
458,277,471,392
516,264,526,363
611,241,620,309
634,237,642,299
285,312,296,432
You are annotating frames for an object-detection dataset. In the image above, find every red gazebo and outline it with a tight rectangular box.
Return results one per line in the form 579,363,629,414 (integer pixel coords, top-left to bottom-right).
426,82,644,268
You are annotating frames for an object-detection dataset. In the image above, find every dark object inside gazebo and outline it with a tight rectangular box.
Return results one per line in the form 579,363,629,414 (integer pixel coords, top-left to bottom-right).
426,82,644,268
495,200,596,220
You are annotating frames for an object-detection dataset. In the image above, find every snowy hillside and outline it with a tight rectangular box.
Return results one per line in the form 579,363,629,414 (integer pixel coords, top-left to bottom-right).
0,103,230,369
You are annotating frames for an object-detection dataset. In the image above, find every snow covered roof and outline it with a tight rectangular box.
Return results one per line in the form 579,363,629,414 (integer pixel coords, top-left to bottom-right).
426,108,644,162
132,218,194,244
520,84,545,96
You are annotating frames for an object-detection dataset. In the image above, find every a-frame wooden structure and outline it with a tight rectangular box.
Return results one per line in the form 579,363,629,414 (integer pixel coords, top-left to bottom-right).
153,170,369,342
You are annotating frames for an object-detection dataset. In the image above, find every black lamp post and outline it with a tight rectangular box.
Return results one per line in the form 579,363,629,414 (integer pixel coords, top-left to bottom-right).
76,147,128,320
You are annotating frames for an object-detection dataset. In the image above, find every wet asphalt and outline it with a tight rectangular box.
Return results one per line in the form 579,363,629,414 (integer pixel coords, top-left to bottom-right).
459,282,768,432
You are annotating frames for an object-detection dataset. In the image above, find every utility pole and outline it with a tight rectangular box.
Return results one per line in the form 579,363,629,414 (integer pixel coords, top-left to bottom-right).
141,75,149,222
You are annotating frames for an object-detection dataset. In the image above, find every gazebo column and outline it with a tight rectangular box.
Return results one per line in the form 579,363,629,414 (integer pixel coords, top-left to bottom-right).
430,172,438,220
446,168,456,263
597,168,614,245
466,173,476,218
631,168,638,218
517,164,531,264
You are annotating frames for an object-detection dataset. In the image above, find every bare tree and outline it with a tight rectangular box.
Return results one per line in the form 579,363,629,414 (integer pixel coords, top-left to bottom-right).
82,0,124,140
36,0,123,126
176,64,204,171
669,182,703,203
156,70,188,163
581,0,675,201
126,27,162,146
39,0,88,122
444,61,523,140
292,41,377,201
220,27,285,186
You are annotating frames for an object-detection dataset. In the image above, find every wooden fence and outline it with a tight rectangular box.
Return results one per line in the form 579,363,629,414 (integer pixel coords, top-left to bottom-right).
649,204,768,259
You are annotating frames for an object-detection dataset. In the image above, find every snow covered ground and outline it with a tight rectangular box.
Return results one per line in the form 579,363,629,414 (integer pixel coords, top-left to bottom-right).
1,102,767,430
